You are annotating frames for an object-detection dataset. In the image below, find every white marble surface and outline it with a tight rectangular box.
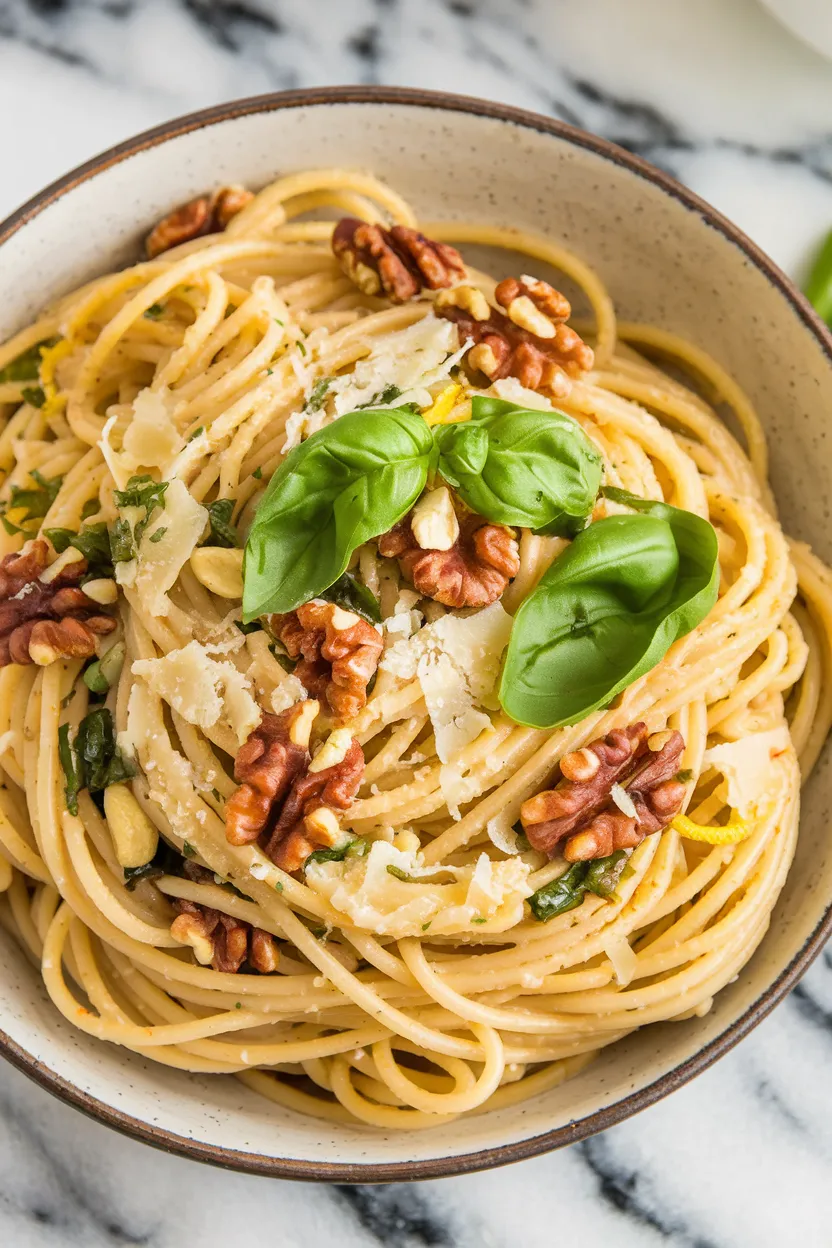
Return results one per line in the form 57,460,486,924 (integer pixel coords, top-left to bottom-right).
2,0,832,1242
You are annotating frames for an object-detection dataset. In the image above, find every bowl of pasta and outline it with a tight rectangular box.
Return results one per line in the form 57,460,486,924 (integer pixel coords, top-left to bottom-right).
0,86,831,1181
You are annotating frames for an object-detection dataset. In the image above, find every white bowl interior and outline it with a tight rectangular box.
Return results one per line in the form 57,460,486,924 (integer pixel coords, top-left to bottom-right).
2,97,831,1174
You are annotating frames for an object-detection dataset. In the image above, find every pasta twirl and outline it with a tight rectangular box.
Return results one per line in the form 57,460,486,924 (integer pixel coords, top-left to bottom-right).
0,168,829,1131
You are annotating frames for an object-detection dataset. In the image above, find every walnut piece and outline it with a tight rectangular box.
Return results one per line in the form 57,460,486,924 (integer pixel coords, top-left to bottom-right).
332,218,466,303
224,701,365,873
379,511,520,608
171,897,279,973
270,600,383,722
435,275,594,398
521,724,686,861
145,185,254,258
0,540,117,668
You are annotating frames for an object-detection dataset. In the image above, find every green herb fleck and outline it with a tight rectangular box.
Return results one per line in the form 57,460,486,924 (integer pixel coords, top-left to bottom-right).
187,426,204,442
81,498,100,521
2,469,63,535
57,723,81,816
421,921,431,931
297,340,307,357
144,303,165,320
305,377,333,413
204,498,238,548
61,688,77,709
252,466,263,480
274,881,284,893
182,841,196,858
0,336,60,384
676,768,694,784
386,864,412,882
235,1002,242,1010
471,917,486,924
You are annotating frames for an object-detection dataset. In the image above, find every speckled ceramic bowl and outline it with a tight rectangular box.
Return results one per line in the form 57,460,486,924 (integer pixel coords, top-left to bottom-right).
1,88,831,1182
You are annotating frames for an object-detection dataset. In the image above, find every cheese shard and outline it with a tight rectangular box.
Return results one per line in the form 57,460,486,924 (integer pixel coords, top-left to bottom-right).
132,640,260,745
381,603,512,784
100,387,184,488
115,478,207,616
703,725,791,816
305,839,532,938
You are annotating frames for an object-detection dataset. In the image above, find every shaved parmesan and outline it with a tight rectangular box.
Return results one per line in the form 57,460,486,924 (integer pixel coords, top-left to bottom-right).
100,387,185,488
132,640,261,745
489,377,554,411
305,839,532,938
703,726,791,816
381,603,512,806
115,478,207,616
270,673,308,714
330,314,463,416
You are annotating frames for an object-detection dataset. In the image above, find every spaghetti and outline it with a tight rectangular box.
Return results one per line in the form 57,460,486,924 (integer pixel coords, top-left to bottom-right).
0,168,829,1131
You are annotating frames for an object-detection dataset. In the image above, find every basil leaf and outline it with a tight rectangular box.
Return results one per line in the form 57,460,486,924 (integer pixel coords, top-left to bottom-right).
243,405,434,618
305,838,362,866
434,396,602,535
22,386,46,409
319,572,381,624
58,723,81,816
75,707,135,793
45,521,113,575
0,336,60,384
109,518,136,563
205,498,239,548
305,377,333,413
583,850,628,898
528,863,588,921
500,500,718,729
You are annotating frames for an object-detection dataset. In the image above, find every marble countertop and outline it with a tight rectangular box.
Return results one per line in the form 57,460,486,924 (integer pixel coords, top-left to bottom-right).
2,0,832,1243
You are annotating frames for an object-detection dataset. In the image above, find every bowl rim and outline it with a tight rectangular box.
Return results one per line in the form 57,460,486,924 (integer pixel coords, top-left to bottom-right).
2,83,831,1183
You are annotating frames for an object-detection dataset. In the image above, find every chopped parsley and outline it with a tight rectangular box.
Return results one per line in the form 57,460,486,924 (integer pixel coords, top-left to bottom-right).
1,469,64,536
21,386,46,408
204,498,238,548
305,377,332,413
186,426,204,442
182,841,196,858
252,466,263,480
0,336,60,384
144,303,165,320
58,708,134,816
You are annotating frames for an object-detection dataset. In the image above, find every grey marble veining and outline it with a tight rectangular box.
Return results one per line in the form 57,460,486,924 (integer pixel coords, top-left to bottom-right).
2,0,832,1243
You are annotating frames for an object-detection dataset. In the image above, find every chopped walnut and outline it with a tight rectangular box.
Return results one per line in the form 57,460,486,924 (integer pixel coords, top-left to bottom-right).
521,724,686,861
331,218,466,303
0,540,117,668
379,510,520,608
224,700,365,872
145,184,254,258
270,600,383,721
435,274,594,398
170,897,279,973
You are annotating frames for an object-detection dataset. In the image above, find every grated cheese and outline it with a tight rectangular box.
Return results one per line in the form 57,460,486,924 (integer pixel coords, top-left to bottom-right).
132,640,261,746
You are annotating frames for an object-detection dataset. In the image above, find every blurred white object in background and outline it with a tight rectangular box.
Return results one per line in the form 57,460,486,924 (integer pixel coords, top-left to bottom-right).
759,0,832,60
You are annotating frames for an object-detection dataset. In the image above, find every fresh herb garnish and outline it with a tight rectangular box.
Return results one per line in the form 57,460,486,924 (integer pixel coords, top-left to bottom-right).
357,384,403,409
58,708,134,815
234,618,261,635
0,336,60,384
305,377,333,413
21,386,46,408
113,474,169,550
252,466,263,480
1,469,64,535
434,396,602,535
297,341,307,357
81,497,100,521
45,521,113,575
149,527,167,543
109,517,136,563
187,426,204,442
243,405,433,618
182,841,196,858
144,303,165,320
528,851,629,922
204,498,239,548
306,841,354,866
500,490,718,729
471,916,486,924
319,572,382,624
386,864,413,882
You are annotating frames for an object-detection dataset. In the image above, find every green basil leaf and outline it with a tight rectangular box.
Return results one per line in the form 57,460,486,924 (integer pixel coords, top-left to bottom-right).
434,396,602,534
0,337,60,384
305,377,333,413
75,707,134,793
21,386,46,409
109,518,136,563
319,572,381,624
204,498,239,548
583,850,629,898
45,521,113,574
57,723,81,816
500,500,718,729
528,862,589,921
243,405,434,618
81,498,100,521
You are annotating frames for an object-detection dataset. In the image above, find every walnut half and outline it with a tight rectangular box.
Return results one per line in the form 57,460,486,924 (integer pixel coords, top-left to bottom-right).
170,897,279,973
270,600,383,722
332,218,466,303
145,185,254,258
435,275,594,398
521,724,686,861
224,701,365,873
379,511,519,609
0,541,117,667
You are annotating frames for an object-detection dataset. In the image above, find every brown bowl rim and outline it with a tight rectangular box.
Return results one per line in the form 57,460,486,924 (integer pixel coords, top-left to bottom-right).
1,84,831,1184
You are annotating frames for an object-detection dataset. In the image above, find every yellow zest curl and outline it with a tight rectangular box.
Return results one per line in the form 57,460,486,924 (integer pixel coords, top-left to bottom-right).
671,810,751,846
422,383,464,427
